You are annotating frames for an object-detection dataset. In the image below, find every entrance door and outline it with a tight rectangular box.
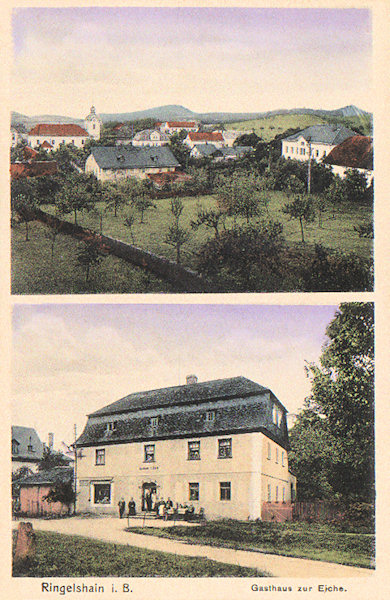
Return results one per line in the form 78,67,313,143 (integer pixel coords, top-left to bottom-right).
141,482,156,511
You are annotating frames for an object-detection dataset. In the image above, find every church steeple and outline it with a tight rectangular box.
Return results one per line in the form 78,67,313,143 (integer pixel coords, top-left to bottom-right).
84,105,102,140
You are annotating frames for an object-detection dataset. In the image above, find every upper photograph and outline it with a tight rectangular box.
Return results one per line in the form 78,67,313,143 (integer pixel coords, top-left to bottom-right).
10,7,373,294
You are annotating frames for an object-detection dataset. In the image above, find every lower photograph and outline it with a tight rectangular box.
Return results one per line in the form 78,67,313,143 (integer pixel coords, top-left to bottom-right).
11,302,374,578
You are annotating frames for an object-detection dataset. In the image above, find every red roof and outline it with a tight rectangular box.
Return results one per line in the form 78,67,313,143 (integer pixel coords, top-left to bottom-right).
147,171,192,187
167,121,197,128
323,135,373,170
10,161,58,180
40,140,53,149
28,123,88,137
23,146,39,159
113,123,125,131
188,132,224,142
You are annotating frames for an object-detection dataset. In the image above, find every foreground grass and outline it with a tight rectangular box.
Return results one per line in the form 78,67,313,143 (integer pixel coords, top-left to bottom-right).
12,530,266,577
126,520,375,570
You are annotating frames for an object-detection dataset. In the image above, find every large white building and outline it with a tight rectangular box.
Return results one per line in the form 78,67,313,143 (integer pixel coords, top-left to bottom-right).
281,124,358,162
75,376,297,521
27,106,102,150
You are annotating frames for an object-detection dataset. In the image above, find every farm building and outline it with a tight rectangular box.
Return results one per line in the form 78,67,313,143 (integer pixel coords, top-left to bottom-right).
75,376,297,521
131,129,170,147
322,135,373,183
16,466,74,517
281,124,358,162
85,145,180,182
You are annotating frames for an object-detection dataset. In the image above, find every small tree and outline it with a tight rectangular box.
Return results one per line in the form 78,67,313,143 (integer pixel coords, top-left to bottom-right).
191,206,225,238
282,195,315,243
132,194,156,224
123,208,137,244
344,169,368,203
39,447,71,471
164,198,190,264
43,481,75,515
76,242,105,282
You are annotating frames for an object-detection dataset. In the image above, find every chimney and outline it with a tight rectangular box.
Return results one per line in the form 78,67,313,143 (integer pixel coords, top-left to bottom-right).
48,432,54,450
186,374,198,385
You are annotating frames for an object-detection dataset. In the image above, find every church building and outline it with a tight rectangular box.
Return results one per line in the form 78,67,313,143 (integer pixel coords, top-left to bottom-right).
27,106,102,150
75,376,297,521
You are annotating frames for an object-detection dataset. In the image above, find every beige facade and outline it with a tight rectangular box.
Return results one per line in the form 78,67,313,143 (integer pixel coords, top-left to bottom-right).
76,430,295,520
282,137,334,162
85,154,175,182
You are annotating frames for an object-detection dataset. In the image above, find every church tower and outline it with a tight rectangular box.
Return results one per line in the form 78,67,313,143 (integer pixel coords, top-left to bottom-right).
84,105,102,140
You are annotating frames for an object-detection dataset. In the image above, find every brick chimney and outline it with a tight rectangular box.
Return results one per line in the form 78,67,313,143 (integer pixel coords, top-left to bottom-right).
186,374,198,385
48,432,54,450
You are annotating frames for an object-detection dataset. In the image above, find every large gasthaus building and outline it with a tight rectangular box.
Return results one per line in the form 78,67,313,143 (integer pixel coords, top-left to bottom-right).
75,376,297,520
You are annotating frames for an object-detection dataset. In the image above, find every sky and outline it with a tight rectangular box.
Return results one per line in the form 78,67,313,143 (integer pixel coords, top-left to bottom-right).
11,7,372,117
12,303,338,449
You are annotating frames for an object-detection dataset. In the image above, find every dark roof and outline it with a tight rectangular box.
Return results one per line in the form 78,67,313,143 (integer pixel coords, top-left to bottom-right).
191,144,218,157
323,135,373,170
17,466,73,486
283,124,357,145
89,377,270,417
218,146,252,157
12,426,44,461
90,145,180,170
29,124,89,137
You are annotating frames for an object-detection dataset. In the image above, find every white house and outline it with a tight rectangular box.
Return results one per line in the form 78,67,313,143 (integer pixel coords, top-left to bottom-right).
184,131,225,149
28,106,101,150
281,124,358,162
75,376,297,521
160,121,198,135
132,129,170,147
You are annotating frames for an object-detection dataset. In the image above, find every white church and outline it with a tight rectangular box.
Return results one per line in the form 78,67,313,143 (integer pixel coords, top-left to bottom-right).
27,106,102,151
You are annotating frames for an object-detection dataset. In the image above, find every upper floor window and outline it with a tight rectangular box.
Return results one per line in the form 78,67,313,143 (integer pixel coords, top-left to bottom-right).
220,481,231,501
267,442,271,460
189,482,199,501
275,447,279,463
144,444,155,463
106,421,117,432
95,449,105,465
218,438,232,459
188,441,200,460
272,404,282,427
150,416,159,429
205,411,215,422
282,451,285,467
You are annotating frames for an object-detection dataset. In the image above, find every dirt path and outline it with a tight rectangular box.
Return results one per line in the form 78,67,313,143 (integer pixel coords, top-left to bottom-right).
12,517,372,578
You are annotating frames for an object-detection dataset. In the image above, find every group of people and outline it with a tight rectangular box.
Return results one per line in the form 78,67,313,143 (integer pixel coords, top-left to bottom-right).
118,497,136,518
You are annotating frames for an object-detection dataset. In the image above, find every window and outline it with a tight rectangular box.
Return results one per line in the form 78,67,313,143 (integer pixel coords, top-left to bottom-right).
218,438,232,459
27,436,34,453
205,410,215,421
267,442,271,460
144,444,155,462
272,404,282,427
283,488,286,503
267,484,272,502
188,441,200,460
12,440,19,455
220,481,231,501
282,452,285,467
276,486,279,502
275,448,279,463
106,421,117,432
150,416,159,428
93,483,111,504
95,449,105,465
316,150,319,157
189,482,199,501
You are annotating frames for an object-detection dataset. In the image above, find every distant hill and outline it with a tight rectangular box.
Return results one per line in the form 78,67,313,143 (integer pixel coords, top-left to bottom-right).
12,104,372,130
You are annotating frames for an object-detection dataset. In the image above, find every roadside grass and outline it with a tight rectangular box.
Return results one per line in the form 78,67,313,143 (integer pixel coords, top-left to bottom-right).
11,221,172,294
229,114,327,142
126,520,375,570
12,530,267,577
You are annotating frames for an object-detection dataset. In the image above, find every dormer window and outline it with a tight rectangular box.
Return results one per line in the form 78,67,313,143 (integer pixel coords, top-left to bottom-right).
205,411,215,422
27,436,34,452
272,404,283,427
106,421,117,432
150,416,159,428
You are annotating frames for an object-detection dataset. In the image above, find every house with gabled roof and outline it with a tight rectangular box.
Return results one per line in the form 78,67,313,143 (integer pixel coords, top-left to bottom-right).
85,145,180,182
323,135,373,183
184,131,225,149
131,129,170,147
75,375,296,521
16,466,74,516
27,106,101,150
281,124,358,162
161,121,198,134
12,426,45,473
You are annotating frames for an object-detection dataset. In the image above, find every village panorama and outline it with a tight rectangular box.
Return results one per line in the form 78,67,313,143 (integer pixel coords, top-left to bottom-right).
10,103,373,294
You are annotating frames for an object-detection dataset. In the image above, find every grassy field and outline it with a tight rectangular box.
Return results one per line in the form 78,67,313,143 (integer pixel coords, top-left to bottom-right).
229,114,326,141
12,192,372,294
12,530,266,577
126,520,375,570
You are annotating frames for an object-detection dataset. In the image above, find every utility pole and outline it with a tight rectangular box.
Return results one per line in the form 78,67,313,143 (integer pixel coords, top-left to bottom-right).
307,138,312,195
73,424,77,515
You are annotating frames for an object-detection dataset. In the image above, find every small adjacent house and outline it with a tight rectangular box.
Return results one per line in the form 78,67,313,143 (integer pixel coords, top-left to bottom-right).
281,124,358,162
75,376,297,521
12,426,45,474
160,121,198,134
131,129,170,147
17,466,74,517
190,144,219,159
184,131,225,149
85,145,180,182
322,135,373,183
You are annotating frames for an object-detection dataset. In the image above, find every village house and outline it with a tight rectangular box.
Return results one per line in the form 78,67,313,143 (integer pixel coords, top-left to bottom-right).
131,129,170,147
85,145,180,182
190,144,252,161
322,135,373,183
184,131,225,149
75,376,297,521
27,106,101,150
160,121,198,135
281,124,358,162
16,466,74,517
12,426,45,474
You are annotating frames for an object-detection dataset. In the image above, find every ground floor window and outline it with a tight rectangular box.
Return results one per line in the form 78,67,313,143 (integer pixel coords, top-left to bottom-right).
189,482,199,501
220,481,231,501
93,483,111,504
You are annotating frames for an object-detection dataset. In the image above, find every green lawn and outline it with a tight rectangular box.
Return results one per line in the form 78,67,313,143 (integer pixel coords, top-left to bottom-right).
126,520,375,570
12,530,267,577
12,192,372,294
229,114,326,142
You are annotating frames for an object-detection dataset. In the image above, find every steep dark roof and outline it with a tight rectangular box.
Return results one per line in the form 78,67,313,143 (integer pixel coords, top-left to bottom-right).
16,466,73,486
284,124,357,145
90,376,270,417
191,144,218,157
323,135,373,170
90,145,180,170
12,426,44,461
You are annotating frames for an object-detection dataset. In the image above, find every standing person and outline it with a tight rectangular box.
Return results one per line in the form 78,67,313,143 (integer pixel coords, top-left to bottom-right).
128,497,136,516
118,497,125,518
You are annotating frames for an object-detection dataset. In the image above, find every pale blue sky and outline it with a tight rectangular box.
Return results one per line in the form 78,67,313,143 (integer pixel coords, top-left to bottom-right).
12,303,338,447
12,7,372,117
